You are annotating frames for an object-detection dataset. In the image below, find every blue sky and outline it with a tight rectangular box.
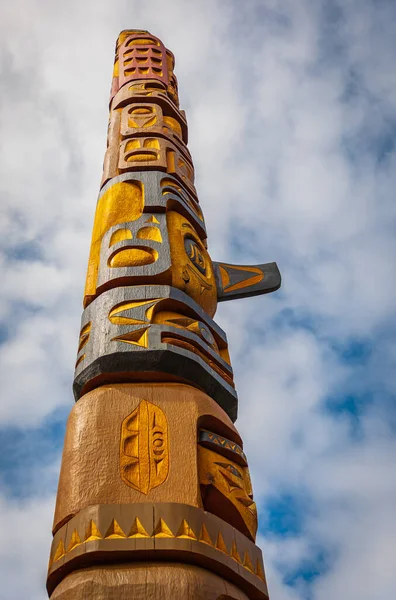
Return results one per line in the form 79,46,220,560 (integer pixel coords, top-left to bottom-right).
1,1,396,598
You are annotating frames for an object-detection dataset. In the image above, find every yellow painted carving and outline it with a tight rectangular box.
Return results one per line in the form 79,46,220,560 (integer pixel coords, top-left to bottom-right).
125,37,159,47
136,226,162,242
124,138,159,162
163,116,182,137
166,51,174,73
127,80,168,96
50,519,265,583
145,139,160,149
84,181,144,306
77,322,91,353
109,228,133,247
52,539,65,563
176,519,196,540
125,140,140,149
215,532,228,554
160,178,181,192
125,138,160,150
131,106,151,112
128,517,150,538
153,518,174,538
199,524,213,546
166,148,176,172
85,520,102,542
117,30,150,48
105,519,127,539
243,551,254,573
198,445,258,541
219,265,230,289
75,354,85,368
112,326,149,348
256,559,266,582
160,178,203,221
108,299,161,325
67,529,81,552
153,311,219,351
167,211,218,317
177,157,194,184
120,399,169,494
128,107,157,129
231,540,241,563
145,215,160,224
220,264,264,293
109,246,158,267
112,58,119,78
75,322,91,367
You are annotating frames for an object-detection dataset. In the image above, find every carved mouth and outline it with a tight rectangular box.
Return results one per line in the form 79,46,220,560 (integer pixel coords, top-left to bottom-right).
108,247,158,268
125,150,158,162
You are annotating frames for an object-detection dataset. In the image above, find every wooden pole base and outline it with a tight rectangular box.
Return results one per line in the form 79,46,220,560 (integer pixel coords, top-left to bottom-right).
49,563,250,600
47,502,268,599
48,384,269,599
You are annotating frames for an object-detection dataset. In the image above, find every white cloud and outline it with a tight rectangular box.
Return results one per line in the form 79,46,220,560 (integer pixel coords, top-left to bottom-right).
0,493,55,600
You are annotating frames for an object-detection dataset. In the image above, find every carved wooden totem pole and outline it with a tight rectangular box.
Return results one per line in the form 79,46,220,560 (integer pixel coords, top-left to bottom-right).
47,30,281,600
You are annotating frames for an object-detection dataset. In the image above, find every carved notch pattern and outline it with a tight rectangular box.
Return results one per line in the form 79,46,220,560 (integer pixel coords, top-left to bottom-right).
49,515,265,583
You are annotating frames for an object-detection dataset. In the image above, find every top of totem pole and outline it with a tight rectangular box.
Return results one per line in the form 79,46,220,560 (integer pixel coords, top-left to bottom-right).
111,29,179,107
76,29,281,422
97,29,281,317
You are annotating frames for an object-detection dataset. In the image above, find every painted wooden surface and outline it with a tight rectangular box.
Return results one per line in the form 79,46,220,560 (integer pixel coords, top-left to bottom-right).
50,564,251,600
53,383,240,532
48,502,268,598
47,28,280,598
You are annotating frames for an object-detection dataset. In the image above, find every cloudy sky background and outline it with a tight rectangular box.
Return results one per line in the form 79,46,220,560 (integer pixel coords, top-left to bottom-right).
1,0,396,598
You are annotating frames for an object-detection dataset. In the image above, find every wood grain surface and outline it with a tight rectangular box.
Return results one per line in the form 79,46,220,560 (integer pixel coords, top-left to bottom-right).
53,383,240,534
50,563,251,600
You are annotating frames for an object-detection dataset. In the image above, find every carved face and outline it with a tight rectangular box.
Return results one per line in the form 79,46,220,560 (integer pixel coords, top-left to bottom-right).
167,211,218,317
120,103,183,142
84,180,144,306
84,202,217,316
75,289,232,389
74,286,236,416
198,429,257,541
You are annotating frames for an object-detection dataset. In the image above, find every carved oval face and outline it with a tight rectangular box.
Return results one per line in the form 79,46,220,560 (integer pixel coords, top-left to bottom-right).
167,211,217,317
120,399,169,495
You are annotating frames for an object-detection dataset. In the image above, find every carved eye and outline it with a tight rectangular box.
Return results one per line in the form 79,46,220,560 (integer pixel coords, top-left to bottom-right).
184,237,206,274
152,428,166,456
190,321,215,347
137,226,162,243
214,461,243,480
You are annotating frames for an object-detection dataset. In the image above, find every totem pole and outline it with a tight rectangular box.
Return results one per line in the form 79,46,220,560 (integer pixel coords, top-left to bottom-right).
47,30,281,599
